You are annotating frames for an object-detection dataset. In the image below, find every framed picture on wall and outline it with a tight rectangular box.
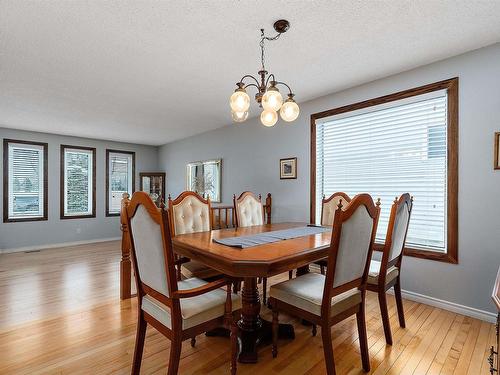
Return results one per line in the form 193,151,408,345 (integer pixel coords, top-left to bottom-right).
280,157,297,179
495,132,500,170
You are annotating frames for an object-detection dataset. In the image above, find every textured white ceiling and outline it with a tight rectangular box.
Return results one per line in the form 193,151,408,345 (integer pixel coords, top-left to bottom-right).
1,1,500,146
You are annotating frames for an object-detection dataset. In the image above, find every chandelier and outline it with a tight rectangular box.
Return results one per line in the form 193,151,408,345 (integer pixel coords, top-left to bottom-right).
229,19,299,127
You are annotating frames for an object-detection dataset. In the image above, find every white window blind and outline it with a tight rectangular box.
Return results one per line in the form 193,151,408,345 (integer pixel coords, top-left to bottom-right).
7,142,45,219
108,152,133,214
316,92,448,252
63,148,93,216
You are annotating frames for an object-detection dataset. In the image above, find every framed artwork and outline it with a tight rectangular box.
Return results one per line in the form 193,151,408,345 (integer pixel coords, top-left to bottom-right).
495,132,500,170
186,159,222,202
140,172,166,206
280,157,297,179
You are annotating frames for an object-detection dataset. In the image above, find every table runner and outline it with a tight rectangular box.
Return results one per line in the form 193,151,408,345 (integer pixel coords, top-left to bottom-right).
213,225,330,249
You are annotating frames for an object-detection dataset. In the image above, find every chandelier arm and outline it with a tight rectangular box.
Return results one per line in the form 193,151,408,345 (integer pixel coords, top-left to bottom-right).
242,83,260,93
238,74,261,87
274,81,294,95
265,73,276,87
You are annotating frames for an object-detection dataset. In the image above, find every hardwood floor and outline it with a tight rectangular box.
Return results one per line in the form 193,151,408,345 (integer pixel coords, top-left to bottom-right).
0,241,495,374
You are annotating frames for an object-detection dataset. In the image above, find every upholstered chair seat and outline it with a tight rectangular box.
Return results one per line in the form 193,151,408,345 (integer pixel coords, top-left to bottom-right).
142,277,242,330
367,260,399,285
269,273,361,317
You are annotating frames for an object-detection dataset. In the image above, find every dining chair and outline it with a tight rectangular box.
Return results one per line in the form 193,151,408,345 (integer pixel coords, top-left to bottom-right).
124,192,241,375
233,191,289,305
168,191,222,281
269,194,380,375
367,193,413,345
315,192,352,274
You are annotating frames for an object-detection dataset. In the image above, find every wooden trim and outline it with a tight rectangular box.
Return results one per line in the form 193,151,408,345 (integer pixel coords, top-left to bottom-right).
310,77,459,263
495,132,500,170
493,266,500,311
3,139,48,223
106,149,136,217
60,145,96,219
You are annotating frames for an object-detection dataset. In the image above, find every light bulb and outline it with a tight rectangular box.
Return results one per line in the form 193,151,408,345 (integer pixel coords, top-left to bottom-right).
229,89,250,112
262,86,283,111
260,109,278,127
280,98,300,122
231,110,248,123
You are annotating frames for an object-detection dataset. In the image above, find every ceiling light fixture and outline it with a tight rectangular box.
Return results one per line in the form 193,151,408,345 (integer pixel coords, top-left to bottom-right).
230,20,299,126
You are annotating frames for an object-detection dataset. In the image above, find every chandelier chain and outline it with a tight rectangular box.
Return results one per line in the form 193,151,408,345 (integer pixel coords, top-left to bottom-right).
260,28,281,72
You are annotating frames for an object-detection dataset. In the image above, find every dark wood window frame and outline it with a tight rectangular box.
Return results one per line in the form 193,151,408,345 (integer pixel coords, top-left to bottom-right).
3,139,48,223
60,145,96,220
106,149,136,217
310,77,459,264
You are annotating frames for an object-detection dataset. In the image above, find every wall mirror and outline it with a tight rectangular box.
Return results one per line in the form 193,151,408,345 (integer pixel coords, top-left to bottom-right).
186,159,221,202
140,172,166,206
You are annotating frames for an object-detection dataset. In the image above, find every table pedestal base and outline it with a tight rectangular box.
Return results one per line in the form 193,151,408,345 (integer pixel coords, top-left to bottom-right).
238,318,294,363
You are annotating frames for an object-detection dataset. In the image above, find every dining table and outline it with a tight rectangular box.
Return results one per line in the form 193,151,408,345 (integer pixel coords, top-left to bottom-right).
172,222,333,363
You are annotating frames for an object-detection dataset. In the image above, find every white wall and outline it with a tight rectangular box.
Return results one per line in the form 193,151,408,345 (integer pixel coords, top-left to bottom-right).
0,127,159,251
159,43,500,315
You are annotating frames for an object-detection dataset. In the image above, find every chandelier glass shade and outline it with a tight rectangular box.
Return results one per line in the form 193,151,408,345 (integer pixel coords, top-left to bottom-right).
229,20,299,127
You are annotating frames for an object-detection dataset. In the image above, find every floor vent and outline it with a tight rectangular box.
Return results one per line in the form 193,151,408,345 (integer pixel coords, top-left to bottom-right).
24,250,41,253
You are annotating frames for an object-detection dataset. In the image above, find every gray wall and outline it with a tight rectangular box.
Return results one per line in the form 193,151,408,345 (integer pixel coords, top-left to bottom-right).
0,127,159,251
159,43,500,314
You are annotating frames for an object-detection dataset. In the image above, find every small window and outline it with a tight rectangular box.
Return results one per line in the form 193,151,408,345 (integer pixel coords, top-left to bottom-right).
61,145,96,219
106,150,135,216
3,139,48,222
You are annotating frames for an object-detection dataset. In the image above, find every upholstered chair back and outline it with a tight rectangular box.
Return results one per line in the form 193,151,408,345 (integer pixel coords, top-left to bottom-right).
169,192,211,236
328,194,380,290
125,192,176,298
386,194,413,262
234,192,264,227
321,192,351,226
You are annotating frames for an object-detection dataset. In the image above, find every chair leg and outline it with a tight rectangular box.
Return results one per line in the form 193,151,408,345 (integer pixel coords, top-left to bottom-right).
190,337,196,347
312,324,317,337
230,318,238,375
321,324,336,375
320,265,325,275
378,290,393,345
288,270,293,279
233,280,242,294
356,303,370,372
394,279,406,328
262,278,267,305
131,312,147,375
167,337,182,375
272,300,279,358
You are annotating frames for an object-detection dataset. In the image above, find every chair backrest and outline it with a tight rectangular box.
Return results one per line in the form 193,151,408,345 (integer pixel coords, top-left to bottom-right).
383,193,413,265
233,191,264,227
321,192,351,226
322,193,380,312
123,192,178,302
168,191,212,236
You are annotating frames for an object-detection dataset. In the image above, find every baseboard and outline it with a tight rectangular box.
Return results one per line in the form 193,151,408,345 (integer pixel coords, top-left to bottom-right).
0,237,121,254
388,288,497,323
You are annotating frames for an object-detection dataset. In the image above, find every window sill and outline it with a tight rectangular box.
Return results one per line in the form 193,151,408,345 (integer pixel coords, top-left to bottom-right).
372,243,458,264
3,216,48,223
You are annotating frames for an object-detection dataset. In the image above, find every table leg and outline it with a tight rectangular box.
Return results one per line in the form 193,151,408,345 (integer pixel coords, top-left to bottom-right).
237,277,295,363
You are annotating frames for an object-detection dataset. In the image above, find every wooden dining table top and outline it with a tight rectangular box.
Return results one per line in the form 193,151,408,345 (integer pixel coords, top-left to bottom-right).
172,222,332,278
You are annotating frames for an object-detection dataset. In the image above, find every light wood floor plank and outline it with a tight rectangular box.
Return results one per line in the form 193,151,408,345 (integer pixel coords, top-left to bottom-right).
0,240,494,375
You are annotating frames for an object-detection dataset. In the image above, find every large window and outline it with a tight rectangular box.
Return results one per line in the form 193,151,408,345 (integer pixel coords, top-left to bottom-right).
61,145,96,219
311,78,458,263
106,149,135,216
3,139,48,222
